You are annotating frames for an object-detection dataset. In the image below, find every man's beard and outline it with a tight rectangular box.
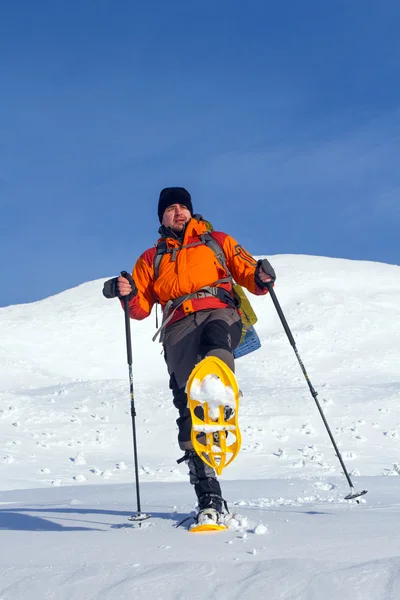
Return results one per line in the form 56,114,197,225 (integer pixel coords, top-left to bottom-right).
171,221,187,232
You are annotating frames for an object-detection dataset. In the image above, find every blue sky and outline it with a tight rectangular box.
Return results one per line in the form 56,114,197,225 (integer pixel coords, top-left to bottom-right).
1,0,399,306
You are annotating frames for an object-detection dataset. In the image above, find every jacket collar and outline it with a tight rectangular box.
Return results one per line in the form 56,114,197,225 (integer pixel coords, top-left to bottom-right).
157,215,209,245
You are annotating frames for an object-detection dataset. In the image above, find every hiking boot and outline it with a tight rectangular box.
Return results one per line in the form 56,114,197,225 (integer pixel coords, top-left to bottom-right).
197,494,223,524
196,493,224,523
196,507,220,525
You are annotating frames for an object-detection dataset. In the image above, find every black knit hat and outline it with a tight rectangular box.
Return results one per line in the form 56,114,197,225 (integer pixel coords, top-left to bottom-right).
158,187,193,223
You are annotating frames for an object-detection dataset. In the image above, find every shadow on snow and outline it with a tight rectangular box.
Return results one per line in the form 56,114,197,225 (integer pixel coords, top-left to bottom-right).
0,507,186,532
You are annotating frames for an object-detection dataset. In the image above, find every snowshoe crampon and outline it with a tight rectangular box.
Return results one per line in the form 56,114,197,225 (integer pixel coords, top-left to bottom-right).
189,508,227,533
186,356,241,476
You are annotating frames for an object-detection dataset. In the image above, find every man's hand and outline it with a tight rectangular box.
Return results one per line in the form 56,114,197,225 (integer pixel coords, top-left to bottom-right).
102,272,137,300
255,258,276,289
117,276,133,297
258,269,273,284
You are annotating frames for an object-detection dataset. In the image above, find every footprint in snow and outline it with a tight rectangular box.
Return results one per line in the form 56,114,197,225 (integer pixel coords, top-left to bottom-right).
140,466,155,475
70,452,87,465
300,445,318,457
242,442,263,453
384,429,399,440
300,424,316,435
68,439,84,447
383,464,400,476
36,441,49,449
244,426,256,437
342,451,357,460
309,453,324,461
115,462,127,470
89,467,102,475
101,470,113,478
321,397,333,406
272,449,287,459
319,462,335,471
314,482,335,491
336,426,349,434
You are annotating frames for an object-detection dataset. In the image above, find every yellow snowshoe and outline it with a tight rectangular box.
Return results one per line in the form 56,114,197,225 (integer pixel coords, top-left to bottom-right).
186,356,241,476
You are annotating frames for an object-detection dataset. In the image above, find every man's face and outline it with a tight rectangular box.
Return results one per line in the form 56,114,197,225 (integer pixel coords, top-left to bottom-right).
162,204,192,232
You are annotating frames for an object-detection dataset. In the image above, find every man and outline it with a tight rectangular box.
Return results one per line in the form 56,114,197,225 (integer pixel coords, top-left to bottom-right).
103,187,275,524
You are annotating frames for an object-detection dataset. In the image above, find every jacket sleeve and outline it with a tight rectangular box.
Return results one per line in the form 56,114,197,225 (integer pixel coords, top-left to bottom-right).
124,250,156,320
216,233,269,296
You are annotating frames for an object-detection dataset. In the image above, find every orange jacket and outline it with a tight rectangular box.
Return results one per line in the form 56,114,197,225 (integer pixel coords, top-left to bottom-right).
126,217,268,323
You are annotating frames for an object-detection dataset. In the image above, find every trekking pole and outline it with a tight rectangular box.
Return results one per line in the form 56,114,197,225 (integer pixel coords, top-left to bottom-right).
266,282,367,501
120,272,151,523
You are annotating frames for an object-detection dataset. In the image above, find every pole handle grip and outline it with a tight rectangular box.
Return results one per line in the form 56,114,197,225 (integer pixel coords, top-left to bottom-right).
123,295,133,366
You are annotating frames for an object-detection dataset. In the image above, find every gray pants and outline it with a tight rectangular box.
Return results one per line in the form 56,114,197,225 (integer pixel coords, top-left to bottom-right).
163,307,242,502
163,307,242,450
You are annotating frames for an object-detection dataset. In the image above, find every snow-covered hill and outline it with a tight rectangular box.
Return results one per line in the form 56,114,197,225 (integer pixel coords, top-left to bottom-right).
1,255,400,599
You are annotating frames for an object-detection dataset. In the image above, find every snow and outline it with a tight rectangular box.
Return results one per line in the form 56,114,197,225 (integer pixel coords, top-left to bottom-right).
189,374,236,419
1,254,400,599
193,424,236,432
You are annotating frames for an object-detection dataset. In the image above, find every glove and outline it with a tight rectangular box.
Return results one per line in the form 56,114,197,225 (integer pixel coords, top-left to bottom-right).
255,258,276,289
102,277,118,299
102,271,137,301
